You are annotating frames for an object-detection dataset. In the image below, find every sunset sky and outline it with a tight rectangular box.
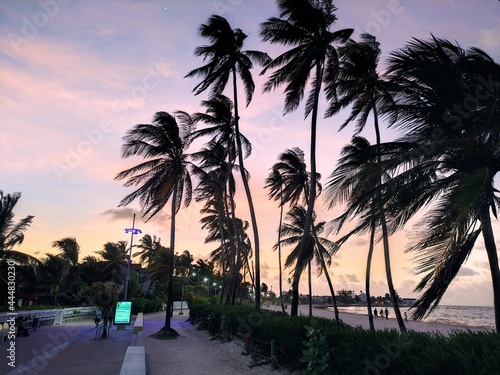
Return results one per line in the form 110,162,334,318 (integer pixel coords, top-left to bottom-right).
2,0,500,306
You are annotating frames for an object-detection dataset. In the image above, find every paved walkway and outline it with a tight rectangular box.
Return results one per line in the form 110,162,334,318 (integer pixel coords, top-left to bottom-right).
0,311,278,375
1,318,133,375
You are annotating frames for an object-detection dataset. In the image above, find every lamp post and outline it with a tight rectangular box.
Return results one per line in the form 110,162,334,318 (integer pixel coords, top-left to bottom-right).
179,283,184,315
124,214,141,301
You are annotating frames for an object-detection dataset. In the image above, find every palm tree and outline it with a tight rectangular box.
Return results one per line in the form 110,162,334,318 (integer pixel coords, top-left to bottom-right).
190,95,245,304
115,111,195,336
41,253,70,305
265,147,320,314
52,236,81,289
175,250,194,277
95,241,128,282
0,191,37,264
80,255,108,285
385,37,500,331
186,15,271,309
325,34,406,331
277,205,337,317
260,0,352,316
134,234,161,268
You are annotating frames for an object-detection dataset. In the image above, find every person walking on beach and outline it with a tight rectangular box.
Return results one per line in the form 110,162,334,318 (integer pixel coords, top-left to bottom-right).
373,308,378,319
384,308,389,320
404,311,408,322
380,308,384,318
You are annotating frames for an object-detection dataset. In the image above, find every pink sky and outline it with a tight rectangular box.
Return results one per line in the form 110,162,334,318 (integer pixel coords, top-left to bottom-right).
1,0,500,306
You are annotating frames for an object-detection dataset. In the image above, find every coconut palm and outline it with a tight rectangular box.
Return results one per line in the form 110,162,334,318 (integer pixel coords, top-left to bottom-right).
175,250,194,277
325,34,406,331
115,111,195,336
186,15,271,309
260,0,352,316
95,241,128,282
41,253,70,305
385,37,500,331
277,205,337,316
134,234,161,269
0,191,38,264
190,95,247,304
265,147,322,314
52,236,81,288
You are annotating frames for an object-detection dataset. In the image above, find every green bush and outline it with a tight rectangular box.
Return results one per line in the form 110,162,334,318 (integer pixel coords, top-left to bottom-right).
131,297,163,314
188,304,500,374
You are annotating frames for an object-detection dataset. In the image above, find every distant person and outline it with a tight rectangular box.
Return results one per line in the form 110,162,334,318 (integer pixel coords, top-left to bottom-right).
380,308,384,318
384,308,389,320
373,308,378,319
404,311,408,322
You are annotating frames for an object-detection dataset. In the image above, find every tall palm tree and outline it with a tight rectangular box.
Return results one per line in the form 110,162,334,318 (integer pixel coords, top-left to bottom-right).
325,34,406,331
190,95,246,304
186,15,271,309
265,147,320,314
260,0,352,316
386,37,500,331
277,205,337,316
115,111,195,336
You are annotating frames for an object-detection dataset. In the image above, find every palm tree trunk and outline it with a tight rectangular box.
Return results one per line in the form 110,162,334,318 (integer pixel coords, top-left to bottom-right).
478,204,500,332
380,213,406,332
216,201,227,305
232,69,261,310
278,193,286,313
308,261,312,317
372,101,406,332
313,231,340,321
366,219,376,331
163,182,178,331
291,63,322,317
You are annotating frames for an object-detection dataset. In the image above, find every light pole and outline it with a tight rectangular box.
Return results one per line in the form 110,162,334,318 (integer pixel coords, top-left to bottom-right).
124,214,141,301
179,283,185,315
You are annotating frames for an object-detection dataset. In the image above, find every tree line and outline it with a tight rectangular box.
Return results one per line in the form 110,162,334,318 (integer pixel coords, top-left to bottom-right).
2,0,499,336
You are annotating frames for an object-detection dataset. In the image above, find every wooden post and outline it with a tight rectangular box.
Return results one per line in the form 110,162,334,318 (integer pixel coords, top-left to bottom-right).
271,338,276,368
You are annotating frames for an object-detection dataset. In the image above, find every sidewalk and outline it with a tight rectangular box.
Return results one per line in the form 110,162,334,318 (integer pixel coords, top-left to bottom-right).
1,318,134,375
0,311,280,375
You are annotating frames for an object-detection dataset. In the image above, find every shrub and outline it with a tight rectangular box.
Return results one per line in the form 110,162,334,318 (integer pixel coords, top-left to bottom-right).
187,304,500,374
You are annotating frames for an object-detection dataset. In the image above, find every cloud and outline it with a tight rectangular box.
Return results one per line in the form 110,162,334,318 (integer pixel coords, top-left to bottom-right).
402,267,416,276
101,207,139,221
457,267,480,277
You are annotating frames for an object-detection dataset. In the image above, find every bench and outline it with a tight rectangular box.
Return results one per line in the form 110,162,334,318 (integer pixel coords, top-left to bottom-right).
119,346,146,375
133,313,143,334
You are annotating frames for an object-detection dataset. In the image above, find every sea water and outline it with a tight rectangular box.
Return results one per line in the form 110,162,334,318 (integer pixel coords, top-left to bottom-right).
330,305,495,330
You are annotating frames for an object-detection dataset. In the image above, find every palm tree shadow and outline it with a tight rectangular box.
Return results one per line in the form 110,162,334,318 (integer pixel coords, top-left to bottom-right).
150,327,180,339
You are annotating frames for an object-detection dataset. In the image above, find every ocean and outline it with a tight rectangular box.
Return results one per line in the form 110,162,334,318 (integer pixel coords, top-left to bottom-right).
329,305,495,330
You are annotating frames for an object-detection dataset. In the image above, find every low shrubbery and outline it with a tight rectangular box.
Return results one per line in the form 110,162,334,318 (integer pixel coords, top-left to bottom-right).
130,297,163,314
189,304,500,374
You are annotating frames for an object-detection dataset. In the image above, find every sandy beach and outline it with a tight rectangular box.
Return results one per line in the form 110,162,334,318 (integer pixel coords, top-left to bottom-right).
263,304,492,336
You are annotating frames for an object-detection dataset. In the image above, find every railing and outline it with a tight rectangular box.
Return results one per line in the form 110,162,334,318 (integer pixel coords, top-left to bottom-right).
0,306,96,328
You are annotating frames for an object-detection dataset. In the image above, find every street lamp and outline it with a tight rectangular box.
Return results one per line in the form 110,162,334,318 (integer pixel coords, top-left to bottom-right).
124,214,142,301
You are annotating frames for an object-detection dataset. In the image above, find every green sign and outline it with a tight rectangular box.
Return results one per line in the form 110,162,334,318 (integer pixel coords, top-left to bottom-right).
114,301,132,325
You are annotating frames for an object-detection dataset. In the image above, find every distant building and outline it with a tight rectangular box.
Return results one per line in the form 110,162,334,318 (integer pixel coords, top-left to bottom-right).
357,292,367,303
400,298,417,306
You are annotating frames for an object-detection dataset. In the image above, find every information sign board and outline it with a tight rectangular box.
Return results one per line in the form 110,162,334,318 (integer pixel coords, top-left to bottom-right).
114,301,132,325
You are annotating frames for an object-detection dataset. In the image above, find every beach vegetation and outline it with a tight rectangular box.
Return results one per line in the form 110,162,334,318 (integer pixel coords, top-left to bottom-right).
189,303,500,374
